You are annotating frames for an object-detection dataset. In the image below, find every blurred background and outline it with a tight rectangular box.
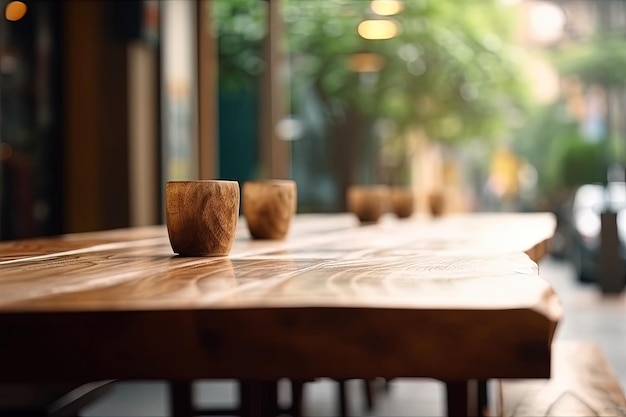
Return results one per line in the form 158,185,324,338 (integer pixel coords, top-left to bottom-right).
2,0,626,282
2,1,626,413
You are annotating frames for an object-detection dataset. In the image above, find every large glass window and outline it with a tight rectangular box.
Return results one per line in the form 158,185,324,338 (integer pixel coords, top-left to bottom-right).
210,0,626,215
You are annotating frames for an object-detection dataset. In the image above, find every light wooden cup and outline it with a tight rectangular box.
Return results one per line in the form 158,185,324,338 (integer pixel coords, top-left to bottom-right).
165,180,240,256
242,180,297,239
346,185,390,224
391,186,415,219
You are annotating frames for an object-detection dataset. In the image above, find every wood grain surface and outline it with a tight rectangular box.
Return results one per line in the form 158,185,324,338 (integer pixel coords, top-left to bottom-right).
165,180,240,256
0,213,559,383
500,341,626,416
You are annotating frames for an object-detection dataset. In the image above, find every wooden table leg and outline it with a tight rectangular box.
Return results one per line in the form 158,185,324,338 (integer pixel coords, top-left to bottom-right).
240,380,280,417
446,380,487,417
242,380,264,417
477,380,488,417
338,380,348,417
290,380,305,417
169,381,195,417
364,379,375,411
260,381,278,417
239,381,252,417
445,381,469,417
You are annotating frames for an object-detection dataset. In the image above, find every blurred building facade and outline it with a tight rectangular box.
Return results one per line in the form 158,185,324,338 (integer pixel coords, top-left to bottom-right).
0,0,63,239
0,0,194,239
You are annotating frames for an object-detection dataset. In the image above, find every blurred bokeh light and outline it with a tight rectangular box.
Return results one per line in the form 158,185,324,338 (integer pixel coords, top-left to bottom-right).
357,19,399,40
370,0,404,16
347,52,385,73
5,1,27,21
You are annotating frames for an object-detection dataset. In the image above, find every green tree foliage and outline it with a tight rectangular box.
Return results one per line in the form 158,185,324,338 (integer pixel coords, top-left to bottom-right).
211,0,267,92
554,33,626,86
285,0,531,143
212,0,532,144
544,32,626,191
559,139,606,188
515,102,606,195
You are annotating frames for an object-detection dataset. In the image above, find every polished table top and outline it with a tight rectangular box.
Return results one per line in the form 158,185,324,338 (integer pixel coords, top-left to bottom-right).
0,212,559,383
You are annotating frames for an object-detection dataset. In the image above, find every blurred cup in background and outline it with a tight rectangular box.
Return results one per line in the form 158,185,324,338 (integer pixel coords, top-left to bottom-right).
391,186,415,219
347,185,390,224
243,180,297,239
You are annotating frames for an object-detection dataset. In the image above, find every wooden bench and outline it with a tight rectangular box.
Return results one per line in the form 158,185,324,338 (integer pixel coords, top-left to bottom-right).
500,341,626,416
0,381,113,417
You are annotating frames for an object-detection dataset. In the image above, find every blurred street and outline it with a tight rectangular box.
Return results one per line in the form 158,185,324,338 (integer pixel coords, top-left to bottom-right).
542,256,626,386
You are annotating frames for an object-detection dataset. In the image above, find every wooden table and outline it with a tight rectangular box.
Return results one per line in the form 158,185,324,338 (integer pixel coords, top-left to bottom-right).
0,212,559,416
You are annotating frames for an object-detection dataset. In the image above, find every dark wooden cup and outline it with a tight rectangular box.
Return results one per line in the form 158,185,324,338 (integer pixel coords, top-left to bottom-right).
165,180,240,256
391,186,415,219
428,190,446,217
346,185,390,224
243,180,297,239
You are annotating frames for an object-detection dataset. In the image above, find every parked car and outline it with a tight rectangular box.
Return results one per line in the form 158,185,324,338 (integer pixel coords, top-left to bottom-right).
567,182,626,282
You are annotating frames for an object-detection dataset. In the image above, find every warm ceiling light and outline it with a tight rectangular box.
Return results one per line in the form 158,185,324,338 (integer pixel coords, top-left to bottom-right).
5,1,27,22
358,19,398,40
528,1,566,44
371,0,404,16
347,53,385,72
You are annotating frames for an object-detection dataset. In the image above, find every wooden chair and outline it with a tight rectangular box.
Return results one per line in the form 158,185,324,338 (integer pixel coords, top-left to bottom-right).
335,378,383,417
170,380,305,417
170,378,387,417
0,381,113,417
